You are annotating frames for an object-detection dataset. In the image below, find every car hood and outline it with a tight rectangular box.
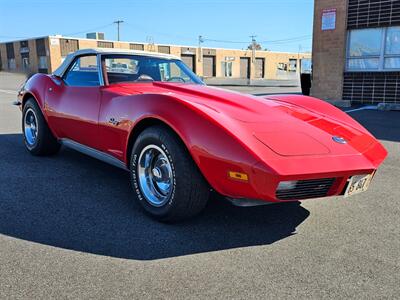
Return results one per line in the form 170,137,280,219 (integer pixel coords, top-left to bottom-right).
119,82,378,157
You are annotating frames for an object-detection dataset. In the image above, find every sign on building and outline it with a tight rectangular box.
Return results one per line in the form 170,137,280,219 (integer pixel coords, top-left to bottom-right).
321,8,336,31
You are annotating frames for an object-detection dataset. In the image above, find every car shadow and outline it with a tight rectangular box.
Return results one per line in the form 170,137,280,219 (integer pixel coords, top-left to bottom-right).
348,110,400,143
0,134,309,260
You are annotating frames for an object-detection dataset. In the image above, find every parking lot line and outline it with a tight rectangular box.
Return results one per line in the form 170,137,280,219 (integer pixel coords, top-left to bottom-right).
0,89,17,95
345,105,377,113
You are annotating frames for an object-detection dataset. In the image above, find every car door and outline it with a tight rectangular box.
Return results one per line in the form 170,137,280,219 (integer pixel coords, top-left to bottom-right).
45,55,101,149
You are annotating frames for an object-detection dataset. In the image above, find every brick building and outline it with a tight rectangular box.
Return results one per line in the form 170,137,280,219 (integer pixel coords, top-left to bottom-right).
312,0,400,105
0,35,311,82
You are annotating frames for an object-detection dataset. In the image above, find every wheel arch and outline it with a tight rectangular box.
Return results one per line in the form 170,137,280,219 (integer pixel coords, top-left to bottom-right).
125,117,190,169
21,92,37,108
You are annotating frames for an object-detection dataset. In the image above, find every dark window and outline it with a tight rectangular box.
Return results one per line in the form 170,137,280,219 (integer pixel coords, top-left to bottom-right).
60,39,79,57
97,41,113,48
63,55,100,87
130,43,144,51
6,43,14,59
20,40,28,48
158,46,170,54
36,38,46,56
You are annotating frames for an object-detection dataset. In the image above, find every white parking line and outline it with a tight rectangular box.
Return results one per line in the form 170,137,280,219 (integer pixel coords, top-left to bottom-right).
0,89,17,95
345,105,377,113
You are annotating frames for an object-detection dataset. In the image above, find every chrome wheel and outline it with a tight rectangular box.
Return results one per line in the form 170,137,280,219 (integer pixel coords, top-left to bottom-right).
137,144,173,207
24,108,38,146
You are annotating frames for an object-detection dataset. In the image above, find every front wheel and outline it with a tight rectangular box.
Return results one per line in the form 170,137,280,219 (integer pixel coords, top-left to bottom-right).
22,98,60,155
130,125,209,222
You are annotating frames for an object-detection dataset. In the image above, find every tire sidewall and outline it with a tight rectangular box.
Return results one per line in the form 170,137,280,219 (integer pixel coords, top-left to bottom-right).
22,100,41,152
131,134,178,218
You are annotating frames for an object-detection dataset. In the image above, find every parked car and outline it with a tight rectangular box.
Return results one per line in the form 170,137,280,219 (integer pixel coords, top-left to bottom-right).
16,48,387,221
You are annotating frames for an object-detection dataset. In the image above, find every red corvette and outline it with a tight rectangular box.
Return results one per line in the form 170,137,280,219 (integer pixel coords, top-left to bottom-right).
17,49,387,221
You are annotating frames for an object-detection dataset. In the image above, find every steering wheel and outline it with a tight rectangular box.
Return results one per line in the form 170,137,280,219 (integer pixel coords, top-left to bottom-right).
166,77,186,83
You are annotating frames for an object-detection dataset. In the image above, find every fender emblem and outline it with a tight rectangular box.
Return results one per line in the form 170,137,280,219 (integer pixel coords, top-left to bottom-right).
332,136,347,144
108,117,120,126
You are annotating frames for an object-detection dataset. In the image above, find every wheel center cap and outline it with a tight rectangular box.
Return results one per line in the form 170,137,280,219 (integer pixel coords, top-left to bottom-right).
152,167,162,179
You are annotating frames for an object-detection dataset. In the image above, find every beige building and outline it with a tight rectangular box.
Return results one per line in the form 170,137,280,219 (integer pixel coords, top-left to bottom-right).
0,35,311,81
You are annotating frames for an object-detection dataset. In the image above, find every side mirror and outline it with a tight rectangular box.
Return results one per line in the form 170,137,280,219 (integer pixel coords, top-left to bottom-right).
51,74,63,86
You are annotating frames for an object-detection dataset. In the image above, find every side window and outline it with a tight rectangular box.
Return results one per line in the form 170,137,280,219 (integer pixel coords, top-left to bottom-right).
105,57,140,84
63,55,100,87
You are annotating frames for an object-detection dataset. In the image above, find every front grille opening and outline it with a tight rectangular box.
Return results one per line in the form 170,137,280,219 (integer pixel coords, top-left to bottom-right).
276,178,336,200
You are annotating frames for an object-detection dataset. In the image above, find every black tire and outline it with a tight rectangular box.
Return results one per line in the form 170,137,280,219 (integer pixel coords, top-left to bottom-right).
130,125,210,222
22,98,60,156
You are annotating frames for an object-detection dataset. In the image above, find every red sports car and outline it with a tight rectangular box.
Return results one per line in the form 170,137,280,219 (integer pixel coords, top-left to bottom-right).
17,48,387,221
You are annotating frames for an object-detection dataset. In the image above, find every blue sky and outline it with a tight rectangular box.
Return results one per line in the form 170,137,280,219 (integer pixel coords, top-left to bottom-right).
0,0,314,52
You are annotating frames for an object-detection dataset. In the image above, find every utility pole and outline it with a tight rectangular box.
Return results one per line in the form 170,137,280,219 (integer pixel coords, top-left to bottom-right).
249,35,257,63
249,35,257,82
198,35,204,62
113,20,124,41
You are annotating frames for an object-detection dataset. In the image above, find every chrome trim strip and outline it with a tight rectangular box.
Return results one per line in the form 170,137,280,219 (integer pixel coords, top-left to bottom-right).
97,54,105,86
60,138,129,171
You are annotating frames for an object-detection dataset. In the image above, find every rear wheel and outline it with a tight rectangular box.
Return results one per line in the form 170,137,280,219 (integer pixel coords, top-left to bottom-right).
22,98,60,155
130,125,209,222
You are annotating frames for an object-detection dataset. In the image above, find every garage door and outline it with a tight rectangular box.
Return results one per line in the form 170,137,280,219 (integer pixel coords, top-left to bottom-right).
181,54,195,72
240,57,250,79
203,55,215,77
255,58,265,78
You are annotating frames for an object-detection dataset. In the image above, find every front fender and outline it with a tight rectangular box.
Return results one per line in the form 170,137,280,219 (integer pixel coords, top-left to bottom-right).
100,93,271,199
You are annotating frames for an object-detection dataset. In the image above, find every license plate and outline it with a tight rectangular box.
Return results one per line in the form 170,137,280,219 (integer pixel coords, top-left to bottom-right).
344,173,374,197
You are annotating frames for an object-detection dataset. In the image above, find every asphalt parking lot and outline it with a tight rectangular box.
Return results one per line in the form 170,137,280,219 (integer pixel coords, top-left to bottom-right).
0,72,399,299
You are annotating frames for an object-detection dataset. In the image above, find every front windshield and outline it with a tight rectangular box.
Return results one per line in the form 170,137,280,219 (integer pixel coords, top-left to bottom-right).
102,54,203,85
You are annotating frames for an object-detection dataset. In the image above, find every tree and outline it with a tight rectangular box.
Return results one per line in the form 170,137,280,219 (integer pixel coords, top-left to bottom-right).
247,43,262,50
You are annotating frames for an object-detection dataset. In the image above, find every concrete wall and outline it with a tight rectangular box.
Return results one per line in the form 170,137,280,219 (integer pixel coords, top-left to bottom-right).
311,0,348,101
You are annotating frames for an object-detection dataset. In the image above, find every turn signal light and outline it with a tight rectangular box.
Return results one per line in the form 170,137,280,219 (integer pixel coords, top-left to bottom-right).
228,171,249,182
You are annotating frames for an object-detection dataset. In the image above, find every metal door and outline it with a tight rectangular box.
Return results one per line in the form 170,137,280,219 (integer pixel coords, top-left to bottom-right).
240,57,250,79
181,54,195,72
255,58,265,78
203,55,215,77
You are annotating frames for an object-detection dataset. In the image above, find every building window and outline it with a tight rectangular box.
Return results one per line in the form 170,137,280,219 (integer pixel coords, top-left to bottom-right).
347,26,400,71
97,41,113,48
22,57,30,70
158,46,170,54
277,62,288,71
222,61,233,77
8,58,16,70
130,43,144,51
38,56,48,69
288,59,297,72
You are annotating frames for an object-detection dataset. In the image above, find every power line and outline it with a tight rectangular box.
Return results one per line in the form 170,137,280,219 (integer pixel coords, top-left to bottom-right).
202,34,312,45
62,23,114,36
203,38,248,44
258,34,311,43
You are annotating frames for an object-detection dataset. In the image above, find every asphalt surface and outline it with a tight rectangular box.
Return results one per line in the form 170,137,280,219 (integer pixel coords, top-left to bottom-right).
0,72,399,299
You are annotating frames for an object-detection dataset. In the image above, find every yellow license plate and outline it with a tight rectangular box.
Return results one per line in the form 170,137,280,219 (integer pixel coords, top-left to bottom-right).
344,173,374,197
